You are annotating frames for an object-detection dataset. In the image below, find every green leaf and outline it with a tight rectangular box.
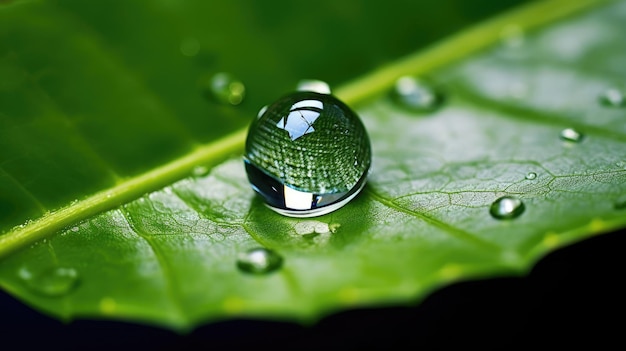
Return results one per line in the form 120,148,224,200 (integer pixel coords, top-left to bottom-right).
2,0,625,333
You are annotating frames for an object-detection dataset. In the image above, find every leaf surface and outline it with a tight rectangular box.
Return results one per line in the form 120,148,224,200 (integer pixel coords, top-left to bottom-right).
1,0,625,332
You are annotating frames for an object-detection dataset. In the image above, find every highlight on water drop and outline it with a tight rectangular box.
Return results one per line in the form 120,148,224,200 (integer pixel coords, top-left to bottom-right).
236,247,283,274
296,79,331,94
525,172,537,180
490,196,525,220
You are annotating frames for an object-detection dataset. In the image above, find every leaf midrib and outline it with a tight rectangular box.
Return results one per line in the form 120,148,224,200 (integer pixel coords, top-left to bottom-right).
0,0,606,259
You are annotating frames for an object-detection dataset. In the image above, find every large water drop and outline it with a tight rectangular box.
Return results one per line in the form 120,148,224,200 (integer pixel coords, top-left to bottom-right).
244,91,371,217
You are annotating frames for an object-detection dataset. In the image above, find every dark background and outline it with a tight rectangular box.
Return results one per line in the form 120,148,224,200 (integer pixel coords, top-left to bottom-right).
3,228,624,350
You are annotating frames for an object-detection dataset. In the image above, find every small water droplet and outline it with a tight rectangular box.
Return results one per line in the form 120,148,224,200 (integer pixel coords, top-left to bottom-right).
296,79,331,94
525,172,537,180
559,128,583,143
180,37,200,57
500,24,525,48
236,248,283,274
490,196,525,220
599,88,625,107
204,72,246,106
391,76,442,112
70,226,79,232
19,267,80,297
294,220,330,236
192,165,210,177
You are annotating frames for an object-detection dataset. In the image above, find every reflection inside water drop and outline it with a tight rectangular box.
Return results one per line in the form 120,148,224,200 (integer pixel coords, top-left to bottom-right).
490,196,525,220
236,248,283,274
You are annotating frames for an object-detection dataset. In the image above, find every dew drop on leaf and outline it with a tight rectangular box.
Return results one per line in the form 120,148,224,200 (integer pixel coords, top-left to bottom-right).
296,79,331,94
490,196,525,220
599,88,625,107
525,172,537,180
192,165,209,177
18,266,80,297
236,248,283,274
244,91,371,217
559,128,583,143
294,220,331,236
203,72,246,106
390,76,442,112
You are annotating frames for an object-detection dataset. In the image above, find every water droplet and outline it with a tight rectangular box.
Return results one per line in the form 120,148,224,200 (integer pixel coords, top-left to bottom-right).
19,267,79,297
192,165,209,177
294,220,330,236
70,226,79,232
500,24,525,48
599,88,625,107
490,196,525,220
296,79,331,94
244,91,371,217
204,72,246,106
525,172,537,180
559,128,583,143
391,76,442,112
236,248,283,274
180,37,200,57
